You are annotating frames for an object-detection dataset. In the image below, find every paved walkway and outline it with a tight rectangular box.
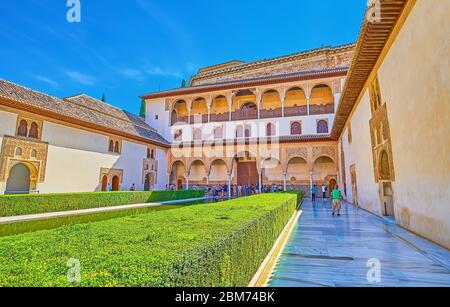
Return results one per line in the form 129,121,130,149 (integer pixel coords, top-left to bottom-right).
0,197,211,224
269,200,450,287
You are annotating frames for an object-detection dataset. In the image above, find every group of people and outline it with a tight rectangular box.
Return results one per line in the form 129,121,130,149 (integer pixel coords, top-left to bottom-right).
311,184,343,217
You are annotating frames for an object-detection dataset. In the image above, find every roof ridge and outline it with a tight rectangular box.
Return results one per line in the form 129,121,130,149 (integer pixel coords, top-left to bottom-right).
0,79,162,139
191,43,356,80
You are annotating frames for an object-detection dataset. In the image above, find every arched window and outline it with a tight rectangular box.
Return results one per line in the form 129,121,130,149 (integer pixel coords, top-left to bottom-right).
151,149,155,159
109,140,114,152
193,128,202,141
380,150,390,180
15,147,23,157
266,123,275,137
245,125,251,138
214,127,223,139
174,130,183,141
236,126,244,138
28,122,39,139
317,120,329,134
31,149,37,158
17,120,28,137
291,122,302,135
114,141,120,153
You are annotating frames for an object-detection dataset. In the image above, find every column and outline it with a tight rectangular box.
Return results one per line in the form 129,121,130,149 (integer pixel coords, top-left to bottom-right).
207,96,212,123
309,171,313,196
258,172,262,194
186,175,190,190
256,92,262,119
227,94,233,121
228,173,232,198
167,174,171,190
279,88,286,118
306,86,311,116
283,173,287,191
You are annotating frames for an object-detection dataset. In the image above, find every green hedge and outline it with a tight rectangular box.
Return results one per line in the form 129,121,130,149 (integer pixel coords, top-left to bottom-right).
0,193,299,287
277,190,303,206
0,190,204,217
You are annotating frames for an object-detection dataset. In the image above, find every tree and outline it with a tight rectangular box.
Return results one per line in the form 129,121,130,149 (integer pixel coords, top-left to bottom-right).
101,93,106,102
181,79,186,88
139,99,146,118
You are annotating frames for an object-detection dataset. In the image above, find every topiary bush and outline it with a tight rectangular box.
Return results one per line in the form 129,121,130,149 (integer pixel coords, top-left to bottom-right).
0,190,205,217
0,193,300,287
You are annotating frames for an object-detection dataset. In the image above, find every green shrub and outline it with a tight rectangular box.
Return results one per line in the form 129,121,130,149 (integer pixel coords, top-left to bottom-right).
0,193,299,287
277,190,303,206
0,190,204,217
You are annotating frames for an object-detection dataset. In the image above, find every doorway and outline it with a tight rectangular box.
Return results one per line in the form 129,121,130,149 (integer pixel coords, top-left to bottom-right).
350,165,358,205
177,179,183,190
112,175,120,191
6,163,31,194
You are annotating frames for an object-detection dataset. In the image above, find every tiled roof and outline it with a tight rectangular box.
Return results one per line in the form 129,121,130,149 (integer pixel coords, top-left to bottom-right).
331,0,410,139
190,44,355,84
0,79,169,146
141,67,349,100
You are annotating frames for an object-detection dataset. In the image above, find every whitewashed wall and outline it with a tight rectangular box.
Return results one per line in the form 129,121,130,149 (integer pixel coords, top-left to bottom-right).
0,110,18,193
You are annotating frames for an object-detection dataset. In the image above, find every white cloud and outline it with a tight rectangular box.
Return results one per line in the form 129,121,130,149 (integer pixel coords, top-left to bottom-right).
34,75,59,87
145,67,182,79
118,68,145,80
65,70,95,86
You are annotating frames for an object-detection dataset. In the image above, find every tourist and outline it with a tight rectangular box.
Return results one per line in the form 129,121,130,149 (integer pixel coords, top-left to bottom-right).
322,185,328,200
332,185,343,217
311,184,317,202
107,184,112,192
237,184,242,197
130,184,136,191
245,185,250,196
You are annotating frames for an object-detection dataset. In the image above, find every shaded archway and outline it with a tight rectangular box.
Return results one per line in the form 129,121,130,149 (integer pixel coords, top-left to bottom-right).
285,87,307,116
101,175,108,191
209,159,228,184
310,84,334,115
189,160,207,186
312,156,336,184
170,160,186,189
261,158,283,186
171,100,189,125
28,122,39,139
6,163,31,194
261,90,282,118
287,157,308,187
191,97,208,124
231,90,257,120
379,150,390,180
17,120,28,137
112,175,120,191
144,173,155,191
210,95,229,122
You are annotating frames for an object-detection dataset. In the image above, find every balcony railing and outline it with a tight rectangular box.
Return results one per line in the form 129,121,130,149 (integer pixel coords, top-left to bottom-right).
170,104,334,125
260,108,282,119
190,114,209,124
210,112,229,123
231,109,258,121
309,103,335,115
285,105,308,117
171,115,189,126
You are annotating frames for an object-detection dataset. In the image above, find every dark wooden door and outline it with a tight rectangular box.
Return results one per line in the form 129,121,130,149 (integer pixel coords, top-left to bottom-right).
237,162,258,186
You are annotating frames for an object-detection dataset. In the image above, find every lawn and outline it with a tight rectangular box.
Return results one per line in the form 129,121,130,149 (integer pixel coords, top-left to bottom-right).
0,193,300,287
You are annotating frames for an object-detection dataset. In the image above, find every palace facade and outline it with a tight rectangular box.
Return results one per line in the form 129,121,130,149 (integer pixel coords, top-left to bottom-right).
0,0,448,248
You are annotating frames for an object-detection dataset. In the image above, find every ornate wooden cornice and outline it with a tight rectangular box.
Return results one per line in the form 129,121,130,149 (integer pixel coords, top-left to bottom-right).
331,0,412,140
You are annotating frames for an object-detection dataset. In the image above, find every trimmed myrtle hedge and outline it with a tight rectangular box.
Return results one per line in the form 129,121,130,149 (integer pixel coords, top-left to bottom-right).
0,190,205,217
0,193,300,287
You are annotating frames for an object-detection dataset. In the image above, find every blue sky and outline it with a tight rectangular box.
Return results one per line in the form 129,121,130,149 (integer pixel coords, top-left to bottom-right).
0,0,366,114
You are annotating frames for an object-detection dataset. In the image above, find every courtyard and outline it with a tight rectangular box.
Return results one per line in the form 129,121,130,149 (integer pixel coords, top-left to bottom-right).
269,200,450,287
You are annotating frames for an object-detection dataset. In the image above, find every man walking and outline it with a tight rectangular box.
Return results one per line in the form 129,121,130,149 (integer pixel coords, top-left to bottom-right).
322,184,328,200
311,184,317,202
237,184,242,197
332,185,343,217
